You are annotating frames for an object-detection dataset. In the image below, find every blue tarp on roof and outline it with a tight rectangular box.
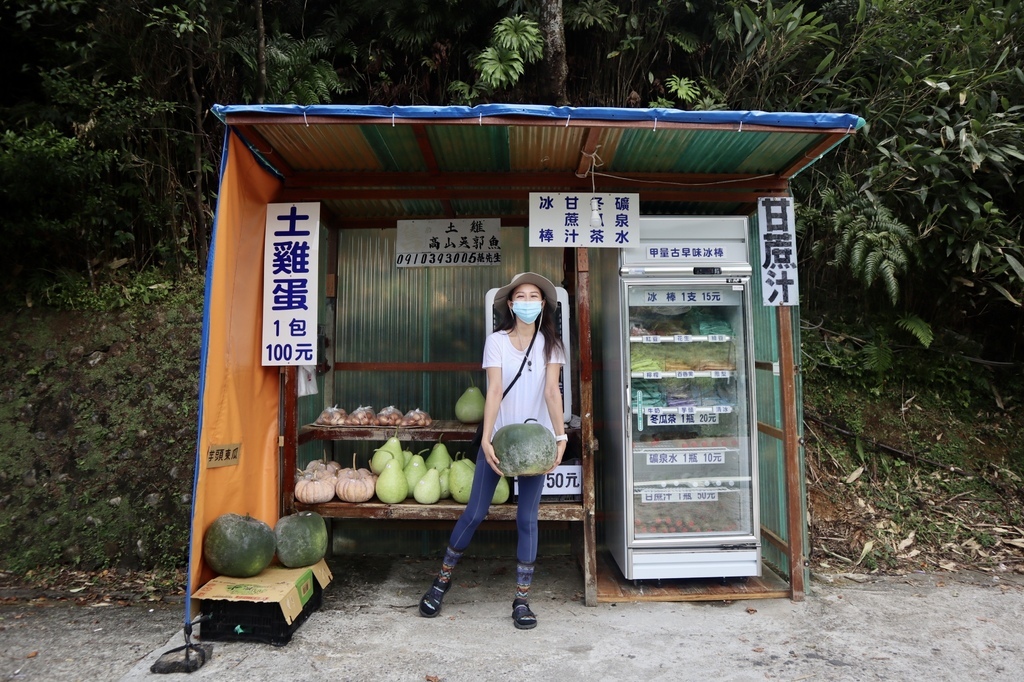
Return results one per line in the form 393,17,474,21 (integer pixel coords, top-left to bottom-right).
212,103,865,132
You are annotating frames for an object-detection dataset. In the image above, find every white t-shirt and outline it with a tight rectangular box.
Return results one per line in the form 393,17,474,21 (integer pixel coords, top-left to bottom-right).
482,330,566,438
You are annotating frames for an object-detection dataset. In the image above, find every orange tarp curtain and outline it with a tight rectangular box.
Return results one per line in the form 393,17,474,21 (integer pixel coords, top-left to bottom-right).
187,131,283,607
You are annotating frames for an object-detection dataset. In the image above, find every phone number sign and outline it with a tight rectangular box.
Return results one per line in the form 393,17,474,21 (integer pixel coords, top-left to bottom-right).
396,219,502,267
262,202,320,366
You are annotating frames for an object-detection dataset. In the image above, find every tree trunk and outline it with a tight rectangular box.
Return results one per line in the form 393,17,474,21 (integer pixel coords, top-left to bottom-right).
255,0,267,104
185,30,208,272
538,0,569,106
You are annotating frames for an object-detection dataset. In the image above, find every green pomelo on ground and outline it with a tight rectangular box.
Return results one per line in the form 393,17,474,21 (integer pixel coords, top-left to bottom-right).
203,513,276,578
492,422,557,476
274,511,328,568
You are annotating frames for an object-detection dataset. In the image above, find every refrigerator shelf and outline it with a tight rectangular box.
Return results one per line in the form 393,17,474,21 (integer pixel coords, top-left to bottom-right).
631,405,734,415
630,370,732,379
634,477,751,490
629,334,732,343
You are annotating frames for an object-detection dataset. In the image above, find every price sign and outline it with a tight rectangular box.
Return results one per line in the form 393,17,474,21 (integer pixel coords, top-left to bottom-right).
513,464,582,497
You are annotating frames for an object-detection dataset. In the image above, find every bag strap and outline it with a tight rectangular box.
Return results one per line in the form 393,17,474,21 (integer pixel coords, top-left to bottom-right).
501,325,539,399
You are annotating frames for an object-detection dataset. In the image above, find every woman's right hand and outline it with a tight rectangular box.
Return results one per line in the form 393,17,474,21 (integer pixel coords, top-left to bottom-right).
481,439,503,476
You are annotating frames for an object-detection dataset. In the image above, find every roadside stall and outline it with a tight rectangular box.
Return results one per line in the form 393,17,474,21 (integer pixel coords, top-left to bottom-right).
188,104,862,623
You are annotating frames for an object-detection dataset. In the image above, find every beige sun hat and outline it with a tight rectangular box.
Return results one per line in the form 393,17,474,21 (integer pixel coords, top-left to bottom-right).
492,272,558,310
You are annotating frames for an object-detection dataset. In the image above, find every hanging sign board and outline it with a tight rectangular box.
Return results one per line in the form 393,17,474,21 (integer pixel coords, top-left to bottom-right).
529,192,639,248
757,197,799,306
262,202,320,366
396,219,502,267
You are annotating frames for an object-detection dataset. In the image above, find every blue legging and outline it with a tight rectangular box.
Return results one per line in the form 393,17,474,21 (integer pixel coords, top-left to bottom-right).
448,449,546,564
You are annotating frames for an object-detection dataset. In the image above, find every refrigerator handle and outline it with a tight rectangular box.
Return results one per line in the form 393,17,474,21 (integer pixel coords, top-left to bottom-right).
634,389,643,432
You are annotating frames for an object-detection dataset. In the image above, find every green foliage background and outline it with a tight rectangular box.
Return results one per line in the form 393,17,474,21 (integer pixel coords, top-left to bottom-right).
0,0,1021,572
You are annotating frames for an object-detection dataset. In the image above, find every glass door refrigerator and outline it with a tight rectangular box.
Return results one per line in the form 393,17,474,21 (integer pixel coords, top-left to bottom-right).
600,216,761,581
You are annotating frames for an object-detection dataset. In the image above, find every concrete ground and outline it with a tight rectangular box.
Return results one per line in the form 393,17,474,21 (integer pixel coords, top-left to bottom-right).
2,554,1022,682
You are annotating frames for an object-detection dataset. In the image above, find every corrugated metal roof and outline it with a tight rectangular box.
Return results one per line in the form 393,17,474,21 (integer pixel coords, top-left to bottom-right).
214,104,862,227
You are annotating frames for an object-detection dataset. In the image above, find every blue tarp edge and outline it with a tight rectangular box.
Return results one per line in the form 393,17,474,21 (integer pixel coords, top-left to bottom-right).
211,103,865,131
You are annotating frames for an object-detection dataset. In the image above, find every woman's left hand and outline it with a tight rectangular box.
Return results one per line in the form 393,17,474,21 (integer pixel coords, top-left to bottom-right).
545,439,567,474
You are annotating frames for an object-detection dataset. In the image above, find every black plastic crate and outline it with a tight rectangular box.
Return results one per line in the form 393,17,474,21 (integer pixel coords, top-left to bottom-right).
199,580,323,646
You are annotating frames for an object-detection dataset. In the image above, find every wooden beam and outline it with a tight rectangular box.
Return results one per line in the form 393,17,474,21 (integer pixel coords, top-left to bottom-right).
333,361,481,372
282,170,791,192
576,127,604,177
412,123,455,218
575,247,598,607
778,132,851,178
777,307,806,601
278,187,791,204
231,124,297,177
282,366,298,515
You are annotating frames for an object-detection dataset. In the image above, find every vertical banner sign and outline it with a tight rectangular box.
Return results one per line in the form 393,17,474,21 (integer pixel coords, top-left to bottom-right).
758,197,799,306
395,219,501,267
529,192,639,248
262,202,320,366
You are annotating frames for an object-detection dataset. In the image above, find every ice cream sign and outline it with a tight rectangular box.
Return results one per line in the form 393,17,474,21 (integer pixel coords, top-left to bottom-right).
529,192,639,248
262,202,320,366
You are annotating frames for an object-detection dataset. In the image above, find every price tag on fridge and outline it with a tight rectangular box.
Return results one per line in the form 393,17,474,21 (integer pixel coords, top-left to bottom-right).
646,450,727,465
641,489,719,503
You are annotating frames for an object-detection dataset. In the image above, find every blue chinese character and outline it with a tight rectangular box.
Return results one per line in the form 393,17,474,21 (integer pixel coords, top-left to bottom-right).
288,319,307,336
615,231,629,244
272,279,309,311
539,229,554,243
565,213,580,227
615,196,630,211
565,196,579,210
615,214,629,228
538,196,554,210
274,206,311,236
272,241,311,275
590,229,605,244
564,228,579,243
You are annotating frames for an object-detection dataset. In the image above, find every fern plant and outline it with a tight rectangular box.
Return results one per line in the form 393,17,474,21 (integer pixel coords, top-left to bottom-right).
820,173,919,306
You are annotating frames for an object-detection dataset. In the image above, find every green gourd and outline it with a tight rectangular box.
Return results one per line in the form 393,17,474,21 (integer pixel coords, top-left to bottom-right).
413,468,442,504
375,459,408,503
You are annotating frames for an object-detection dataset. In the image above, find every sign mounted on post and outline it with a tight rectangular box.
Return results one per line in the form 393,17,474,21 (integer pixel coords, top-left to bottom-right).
529,192,639,248
396,219,502,267
262,202,320,366
757,197,799,306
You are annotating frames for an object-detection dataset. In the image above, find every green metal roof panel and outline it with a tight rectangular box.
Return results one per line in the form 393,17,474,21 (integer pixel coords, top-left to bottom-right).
359,124,427,172
427,125,510,171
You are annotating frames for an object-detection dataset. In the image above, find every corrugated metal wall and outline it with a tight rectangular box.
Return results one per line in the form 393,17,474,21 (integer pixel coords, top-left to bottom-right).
747,215,807,582
307,226,572,557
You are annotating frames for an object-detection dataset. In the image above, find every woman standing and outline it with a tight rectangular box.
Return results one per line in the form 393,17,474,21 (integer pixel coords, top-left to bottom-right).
418,272,568,629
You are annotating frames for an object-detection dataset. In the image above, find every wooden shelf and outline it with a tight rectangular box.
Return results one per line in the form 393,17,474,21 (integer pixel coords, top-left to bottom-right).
295,498,586,522
299,420,479,445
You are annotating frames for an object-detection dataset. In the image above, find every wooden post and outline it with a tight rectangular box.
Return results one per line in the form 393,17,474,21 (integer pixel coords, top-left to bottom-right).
575,248,598,606
776,307,805,600
282,366,298,515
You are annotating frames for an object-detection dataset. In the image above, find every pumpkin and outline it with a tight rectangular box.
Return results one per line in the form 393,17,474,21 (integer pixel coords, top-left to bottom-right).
491,421,557,476
294,469,336,504
336,453,376,503
203,513,276,578
274,511,328,568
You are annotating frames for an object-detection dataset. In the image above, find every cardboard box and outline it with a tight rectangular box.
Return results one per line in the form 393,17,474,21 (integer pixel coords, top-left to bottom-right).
193,560,332,646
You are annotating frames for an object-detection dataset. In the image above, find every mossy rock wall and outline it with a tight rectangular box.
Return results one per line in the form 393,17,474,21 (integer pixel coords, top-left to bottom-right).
0,280,202,573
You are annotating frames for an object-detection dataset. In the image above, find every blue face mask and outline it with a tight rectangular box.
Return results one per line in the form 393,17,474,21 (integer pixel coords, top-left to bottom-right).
511,301,543,324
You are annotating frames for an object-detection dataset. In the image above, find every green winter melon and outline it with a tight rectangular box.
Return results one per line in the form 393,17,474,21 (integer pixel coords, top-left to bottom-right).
203,513,276,578
491,422,557,476
274,511,328,568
